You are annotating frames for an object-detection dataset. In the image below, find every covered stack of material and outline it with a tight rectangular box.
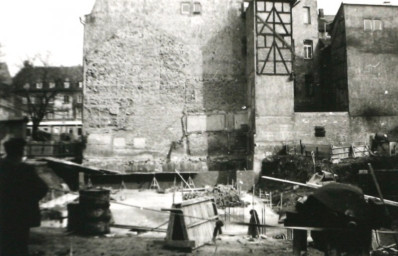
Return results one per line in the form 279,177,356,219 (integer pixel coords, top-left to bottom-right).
67,189,112,235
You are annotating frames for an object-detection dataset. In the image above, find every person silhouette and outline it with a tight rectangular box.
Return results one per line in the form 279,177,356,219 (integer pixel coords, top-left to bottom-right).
0,138,48,256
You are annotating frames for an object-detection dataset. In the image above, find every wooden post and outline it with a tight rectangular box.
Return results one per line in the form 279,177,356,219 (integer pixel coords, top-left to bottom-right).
78,172,85,190
292,229,307,256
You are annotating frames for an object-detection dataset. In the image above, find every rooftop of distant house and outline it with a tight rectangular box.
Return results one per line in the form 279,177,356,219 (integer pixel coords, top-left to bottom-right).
13,65,83,86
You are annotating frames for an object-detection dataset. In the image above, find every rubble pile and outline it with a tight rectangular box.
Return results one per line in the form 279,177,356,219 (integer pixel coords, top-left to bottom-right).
183,185,246,209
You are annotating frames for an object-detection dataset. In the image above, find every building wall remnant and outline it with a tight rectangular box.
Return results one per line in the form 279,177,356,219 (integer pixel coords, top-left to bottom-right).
83,0,248,172
292,0,320,112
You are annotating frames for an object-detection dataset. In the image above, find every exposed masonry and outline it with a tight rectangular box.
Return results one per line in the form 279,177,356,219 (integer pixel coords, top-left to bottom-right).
83,0,248,172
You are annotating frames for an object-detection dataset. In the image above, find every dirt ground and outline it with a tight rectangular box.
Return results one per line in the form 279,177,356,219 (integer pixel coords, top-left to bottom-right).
29,227,324,256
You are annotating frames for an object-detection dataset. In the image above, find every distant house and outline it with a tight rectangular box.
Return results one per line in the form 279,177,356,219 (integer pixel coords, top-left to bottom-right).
12,64,83,140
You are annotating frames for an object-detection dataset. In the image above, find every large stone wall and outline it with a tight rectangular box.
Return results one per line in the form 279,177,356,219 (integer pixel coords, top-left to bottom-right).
83,0,248,171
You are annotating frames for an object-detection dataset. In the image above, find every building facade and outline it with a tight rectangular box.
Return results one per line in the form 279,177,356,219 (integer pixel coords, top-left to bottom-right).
83,0,249,171
83,0,398,174
12,64,83,140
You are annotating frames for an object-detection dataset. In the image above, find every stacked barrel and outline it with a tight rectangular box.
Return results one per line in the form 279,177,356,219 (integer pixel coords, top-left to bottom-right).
67,189,112,235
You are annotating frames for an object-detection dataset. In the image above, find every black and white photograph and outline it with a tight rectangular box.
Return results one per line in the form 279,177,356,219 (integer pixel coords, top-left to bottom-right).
0,0,398,255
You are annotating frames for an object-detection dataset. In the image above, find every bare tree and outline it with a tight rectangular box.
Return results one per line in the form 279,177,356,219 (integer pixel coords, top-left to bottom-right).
13,59,61,141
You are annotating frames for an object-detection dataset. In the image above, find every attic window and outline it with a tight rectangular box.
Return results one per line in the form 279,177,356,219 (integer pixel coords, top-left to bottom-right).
181,2,191,15
364,19,383,31
193,2,202,14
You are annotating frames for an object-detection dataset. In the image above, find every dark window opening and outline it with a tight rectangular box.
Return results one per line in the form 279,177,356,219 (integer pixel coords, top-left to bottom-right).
315,126,325,137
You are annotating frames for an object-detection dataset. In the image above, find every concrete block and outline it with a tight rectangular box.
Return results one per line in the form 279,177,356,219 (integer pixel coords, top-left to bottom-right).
87,134,112,145
113,137,126,148
206,114,225,131
133,138,146,149
187,115,207,132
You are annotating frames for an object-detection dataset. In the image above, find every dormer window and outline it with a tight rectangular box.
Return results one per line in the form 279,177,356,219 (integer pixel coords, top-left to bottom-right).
193,2,202,14
364,19,383,31
181,2,190,15
64,79,70,89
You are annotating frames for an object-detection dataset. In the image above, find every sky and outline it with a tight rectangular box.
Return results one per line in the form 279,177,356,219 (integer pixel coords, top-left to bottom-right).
0,0,397,76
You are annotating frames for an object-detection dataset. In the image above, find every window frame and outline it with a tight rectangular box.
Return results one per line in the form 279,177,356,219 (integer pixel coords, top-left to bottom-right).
63,95,70,104
303,6,311,24
303,40,313,60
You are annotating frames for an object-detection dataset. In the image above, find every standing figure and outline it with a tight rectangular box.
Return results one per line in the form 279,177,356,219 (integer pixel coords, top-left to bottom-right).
248,209,260,238
0,138,48,256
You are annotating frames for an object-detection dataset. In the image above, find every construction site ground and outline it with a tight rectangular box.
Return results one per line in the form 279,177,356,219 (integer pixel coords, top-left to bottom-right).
36,189,325,255
29,227,324,256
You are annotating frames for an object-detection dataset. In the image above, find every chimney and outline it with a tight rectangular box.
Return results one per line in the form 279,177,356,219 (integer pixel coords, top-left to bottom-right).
318,8,324,18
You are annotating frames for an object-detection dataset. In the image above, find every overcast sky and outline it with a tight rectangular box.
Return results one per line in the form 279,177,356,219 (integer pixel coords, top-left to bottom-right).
0,0,397,76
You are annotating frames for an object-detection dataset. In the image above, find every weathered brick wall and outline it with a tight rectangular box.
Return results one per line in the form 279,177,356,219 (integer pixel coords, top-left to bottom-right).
83,0,247,171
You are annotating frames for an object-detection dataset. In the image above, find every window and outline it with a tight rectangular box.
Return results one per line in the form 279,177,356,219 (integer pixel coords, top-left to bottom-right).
76,108,82,119
64,79,70,89
373,20,382,30
30,97,35,104
364,19,372,31
47,112,54,119
181,2,191,15
180,2,201,15
36,82,42,89
303,7,311,24
303,40,313,59
77,95,83,103
78,82,83,88
64,95,70,104
193,2,202,14
22,98,28,104
364,19,383,31
77,128,82,136
23,83,30,89
49,82,56,88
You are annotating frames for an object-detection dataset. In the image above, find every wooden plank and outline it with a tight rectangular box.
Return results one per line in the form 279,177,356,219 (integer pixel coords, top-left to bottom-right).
111,224,166,232
261,175,398,207
186,216,219,229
